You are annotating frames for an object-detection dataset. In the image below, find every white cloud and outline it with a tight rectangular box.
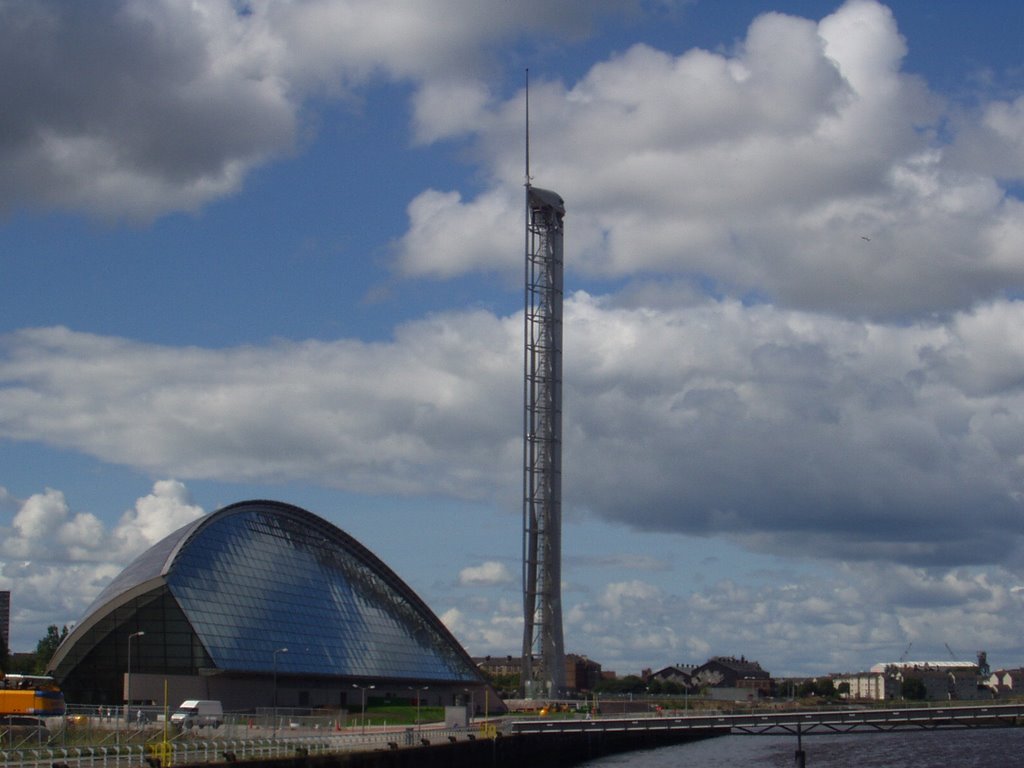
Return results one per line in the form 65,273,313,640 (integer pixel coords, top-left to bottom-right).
110,480,205,558
0,319,522,499
459,561,513,586
11,488,68,545
0,480,203,568
437,595,522,658
0,1,296,219
947,95,1024,179
0,0,648,220
4,478,1024,676
565,293,1024,564
3,0,1024,676
0,480,205,649
396,188,522,278
555,563,1024,676
439,607,466,636
398,0,1023,319
6,292,1024,570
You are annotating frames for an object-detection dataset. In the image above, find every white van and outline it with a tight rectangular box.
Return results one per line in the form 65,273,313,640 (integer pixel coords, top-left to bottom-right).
170,700,223,729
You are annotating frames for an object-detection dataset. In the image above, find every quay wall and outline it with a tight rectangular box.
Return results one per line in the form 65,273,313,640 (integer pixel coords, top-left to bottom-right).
178,729,725,768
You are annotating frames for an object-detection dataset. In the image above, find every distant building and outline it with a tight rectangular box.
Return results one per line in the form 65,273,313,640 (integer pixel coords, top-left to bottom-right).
693,656,771,700
647,664,697,689
474,655,521,678
987,668,1024,696
0,591,9,655
476,653,603,694
833,671,898,701
865,660,990,701
565,654,603,692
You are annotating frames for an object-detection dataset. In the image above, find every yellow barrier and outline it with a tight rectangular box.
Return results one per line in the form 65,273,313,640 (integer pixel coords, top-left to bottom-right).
147,739,172,767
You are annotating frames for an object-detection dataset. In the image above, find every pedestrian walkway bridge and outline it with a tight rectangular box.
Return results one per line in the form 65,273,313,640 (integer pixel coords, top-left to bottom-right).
509,702,1024,737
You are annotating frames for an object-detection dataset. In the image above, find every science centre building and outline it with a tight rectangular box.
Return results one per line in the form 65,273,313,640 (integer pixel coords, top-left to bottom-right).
49,500,492,713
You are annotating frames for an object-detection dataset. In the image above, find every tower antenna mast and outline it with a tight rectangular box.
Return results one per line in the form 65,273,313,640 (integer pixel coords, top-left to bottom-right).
525,69,531,188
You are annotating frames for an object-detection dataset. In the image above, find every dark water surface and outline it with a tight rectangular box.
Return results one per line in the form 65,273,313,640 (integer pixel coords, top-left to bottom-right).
578,728,1024,767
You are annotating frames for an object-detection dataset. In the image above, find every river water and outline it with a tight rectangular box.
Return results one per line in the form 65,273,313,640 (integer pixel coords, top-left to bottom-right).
577,728,1024,768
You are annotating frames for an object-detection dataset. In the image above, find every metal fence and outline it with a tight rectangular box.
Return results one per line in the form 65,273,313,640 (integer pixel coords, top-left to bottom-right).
1,717,489,768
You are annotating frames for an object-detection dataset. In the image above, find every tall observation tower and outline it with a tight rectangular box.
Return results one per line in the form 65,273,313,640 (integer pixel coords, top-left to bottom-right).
520,80,566,696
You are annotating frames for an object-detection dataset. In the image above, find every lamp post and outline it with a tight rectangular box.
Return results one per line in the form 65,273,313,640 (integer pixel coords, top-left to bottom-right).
352,684,375,734
273,647,288,736
409,686,428,732
126,631,145,728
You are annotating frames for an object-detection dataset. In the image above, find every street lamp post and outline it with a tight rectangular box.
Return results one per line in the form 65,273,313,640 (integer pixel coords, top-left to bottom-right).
273,647,288,736
352,684,375,734
126,631,145,728
409,686,428,732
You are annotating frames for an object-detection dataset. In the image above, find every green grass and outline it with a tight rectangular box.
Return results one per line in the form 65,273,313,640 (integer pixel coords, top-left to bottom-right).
354,705,445,726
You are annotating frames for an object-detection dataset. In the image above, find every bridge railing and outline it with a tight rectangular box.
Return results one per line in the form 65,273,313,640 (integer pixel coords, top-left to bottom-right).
509,702,1024,737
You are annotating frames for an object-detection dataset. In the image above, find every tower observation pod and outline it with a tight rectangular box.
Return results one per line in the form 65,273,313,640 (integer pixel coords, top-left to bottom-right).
521,184,566,698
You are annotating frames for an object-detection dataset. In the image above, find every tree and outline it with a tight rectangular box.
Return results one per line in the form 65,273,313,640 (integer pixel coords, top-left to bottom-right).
33,625,68,673
479,668,519,698
798,678,837,698
594,675,647,695
647,679,685,696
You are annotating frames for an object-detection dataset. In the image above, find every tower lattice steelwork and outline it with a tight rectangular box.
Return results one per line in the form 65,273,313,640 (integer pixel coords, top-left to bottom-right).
521,183,566,698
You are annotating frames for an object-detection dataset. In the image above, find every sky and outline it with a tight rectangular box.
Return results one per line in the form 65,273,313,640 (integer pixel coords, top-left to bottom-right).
1,0,1023,680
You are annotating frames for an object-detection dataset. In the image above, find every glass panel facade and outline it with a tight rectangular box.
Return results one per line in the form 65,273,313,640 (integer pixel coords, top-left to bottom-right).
52,500,481,705
53,588,214,704
168,504,477,681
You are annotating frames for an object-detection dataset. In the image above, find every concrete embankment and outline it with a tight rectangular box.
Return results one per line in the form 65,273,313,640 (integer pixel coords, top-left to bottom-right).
178,728,725,768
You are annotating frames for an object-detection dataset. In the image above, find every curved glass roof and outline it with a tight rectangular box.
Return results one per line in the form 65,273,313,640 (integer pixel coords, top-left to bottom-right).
80,516,204,619
53,500,479,684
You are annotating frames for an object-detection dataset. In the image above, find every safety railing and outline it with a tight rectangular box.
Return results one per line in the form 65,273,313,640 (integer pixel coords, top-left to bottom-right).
1,724,490,768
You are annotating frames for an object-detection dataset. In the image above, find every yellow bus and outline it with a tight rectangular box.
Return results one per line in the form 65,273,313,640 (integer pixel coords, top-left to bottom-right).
0,673,66,717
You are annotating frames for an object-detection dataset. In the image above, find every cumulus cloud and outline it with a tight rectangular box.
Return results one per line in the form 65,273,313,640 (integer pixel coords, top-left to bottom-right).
394,0,1024,319
5,291,1024,571
557,564,1024,675
109,480,206,558
563,295,1024,567
459,561,514,586
3,0,1024,675
0,1,296,219
0,0,649,220
396,188,522,278
439,595,523,658
0,481,203,566
4,475,1022,675
0,480,205,646
0,318,522,498
440,557,1024,675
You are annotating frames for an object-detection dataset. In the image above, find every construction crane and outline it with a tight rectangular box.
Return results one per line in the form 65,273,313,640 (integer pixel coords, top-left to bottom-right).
899,642,912,662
